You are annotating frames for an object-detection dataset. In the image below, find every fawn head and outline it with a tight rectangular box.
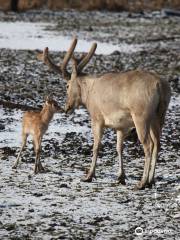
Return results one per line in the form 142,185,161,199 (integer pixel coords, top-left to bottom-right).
45,96,62,113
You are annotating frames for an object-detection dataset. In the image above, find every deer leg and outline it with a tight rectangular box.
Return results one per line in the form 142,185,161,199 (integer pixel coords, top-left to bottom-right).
32,139,44,172
148,121,160,187
12,133,28,169
82,121,103,182
132,114,153,190
135,135,152,190
116,131,126,185
34,135,44,174
37,140,44,172
34,148,41,174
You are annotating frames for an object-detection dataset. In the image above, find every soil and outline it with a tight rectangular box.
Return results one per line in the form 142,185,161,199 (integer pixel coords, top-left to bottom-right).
0,10,179,239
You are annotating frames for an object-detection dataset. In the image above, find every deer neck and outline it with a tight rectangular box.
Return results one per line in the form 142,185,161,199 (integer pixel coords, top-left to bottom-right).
79,76,95,109
40,106,54,124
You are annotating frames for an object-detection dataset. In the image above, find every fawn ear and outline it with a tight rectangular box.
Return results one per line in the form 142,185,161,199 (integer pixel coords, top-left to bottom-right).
45,96,49,101
45,96,51,104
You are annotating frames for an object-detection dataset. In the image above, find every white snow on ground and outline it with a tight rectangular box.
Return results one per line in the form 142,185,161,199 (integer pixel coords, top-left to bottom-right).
0,21,144,54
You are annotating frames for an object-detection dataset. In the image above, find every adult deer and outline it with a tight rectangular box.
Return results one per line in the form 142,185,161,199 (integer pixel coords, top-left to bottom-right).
38,38,171,189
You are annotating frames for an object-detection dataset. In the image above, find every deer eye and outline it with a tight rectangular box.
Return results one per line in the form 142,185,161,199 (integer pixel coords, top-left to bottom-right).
66,84,69,90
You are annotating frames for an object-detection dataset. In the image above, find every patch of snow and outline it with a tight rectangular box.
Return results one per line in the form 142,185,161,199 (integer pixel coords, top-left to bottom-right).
0,21,144,54
169,95,180,108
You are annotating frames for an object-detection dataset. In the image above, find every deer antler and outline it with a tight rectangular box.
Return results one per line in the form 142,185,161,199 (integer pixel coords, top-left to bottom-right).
37,47,61,74
37,37,77,80
37,38,97,79
61,38,78,75
77,42,97,73
72,53,87,65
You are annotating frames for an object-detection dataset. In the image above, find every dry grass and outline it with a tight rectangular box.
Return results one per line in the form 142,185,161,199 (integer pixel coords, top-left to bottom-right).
0,0,180,11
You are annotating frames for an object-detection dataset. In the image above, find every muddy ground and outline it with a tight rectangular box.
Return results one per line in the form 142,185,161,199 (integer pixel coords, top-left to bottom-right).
0,10,180,239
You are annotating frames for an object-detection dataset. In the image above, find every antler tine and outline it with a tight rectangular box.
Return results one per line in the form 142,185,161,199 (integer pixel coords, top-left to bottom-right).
37,38,77,78
72,53,87,65
71,56,78,72
37,47,62,74
77,42,97,73
61,37,78,75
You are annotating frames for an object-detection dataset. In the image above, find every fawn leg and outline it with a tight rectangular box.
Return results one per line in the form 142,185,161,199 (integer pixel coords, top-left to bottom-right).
34,135,44,174
12,133,28,169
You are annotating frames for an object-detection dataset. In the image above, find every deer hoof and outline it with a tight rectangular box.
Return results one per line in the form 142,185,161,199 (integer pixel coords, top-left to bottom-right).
81,175,93,182
134,182,146,190
117,177,126,185
34,166,39,174
12,165,17,169
38,163,45,172
146,181,155,189
81,172,96,182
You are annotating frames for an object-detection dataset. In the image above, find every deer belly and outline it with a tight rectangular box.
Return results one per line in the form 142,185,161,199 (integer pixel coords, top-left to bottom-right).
104,112,134,130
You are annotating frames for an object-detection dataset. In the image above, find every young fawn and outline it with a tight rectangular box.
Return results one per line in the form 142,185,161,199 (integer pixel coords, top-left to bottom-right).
13,96,62,174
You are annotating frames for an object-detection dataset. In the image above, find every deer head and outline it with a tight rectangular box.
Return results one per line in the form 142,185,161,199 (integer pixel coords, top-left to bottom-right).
38,38,97,113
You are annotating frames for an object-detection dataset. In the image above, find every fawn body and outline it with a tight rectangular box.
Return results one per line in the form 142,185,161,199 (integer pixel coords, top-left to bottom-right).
13,97,61,173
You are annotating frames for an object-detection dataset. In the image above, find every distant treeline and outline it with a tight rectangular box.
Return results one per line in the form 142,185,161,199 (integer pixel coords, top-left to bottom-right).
0,0,180,11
